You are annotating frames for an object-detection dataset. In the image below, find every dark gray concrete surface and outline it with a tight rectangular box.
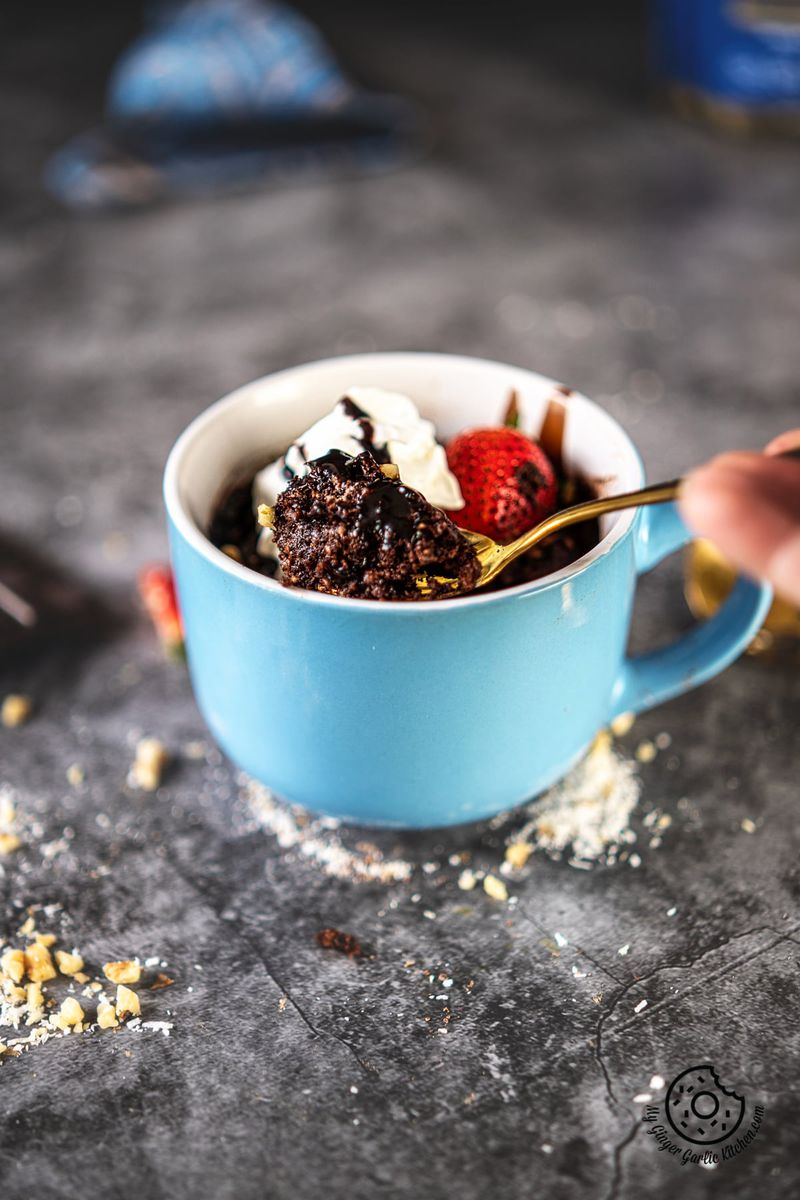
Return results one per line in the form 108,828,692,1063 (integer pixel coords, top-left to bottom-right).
1,4,798,1198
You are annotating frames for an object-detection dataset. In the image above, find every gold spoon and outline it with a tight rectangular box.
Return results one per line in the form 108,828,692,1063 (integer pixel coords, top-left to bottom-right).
416,478,680,595
459,478,680,590
422,446,800,594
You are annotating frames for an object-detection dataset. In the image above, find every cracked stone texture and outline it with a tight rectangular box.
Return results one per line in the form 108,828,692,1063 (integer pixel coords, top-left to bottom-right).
1,2,799,1198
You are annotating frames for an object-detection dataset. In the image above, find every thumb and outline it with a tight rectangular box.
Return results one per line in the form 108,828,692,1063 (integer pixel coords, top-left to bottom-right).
679,451,800,606
764,429,800,457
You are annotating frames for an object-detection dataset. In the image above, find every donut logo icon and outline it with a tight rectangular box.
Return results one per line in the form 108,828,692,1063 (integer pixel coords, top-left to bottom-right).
665,1065,746,1145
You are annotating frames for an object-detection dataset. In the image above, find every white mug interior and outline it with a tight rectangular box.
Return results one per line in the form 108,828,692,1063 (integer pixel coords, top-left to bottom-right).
165,352,645,603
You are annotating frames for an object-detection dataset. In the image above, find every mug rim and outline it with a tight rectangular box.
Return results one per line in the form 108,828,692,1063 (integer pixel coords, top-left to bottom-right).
163,351,645,614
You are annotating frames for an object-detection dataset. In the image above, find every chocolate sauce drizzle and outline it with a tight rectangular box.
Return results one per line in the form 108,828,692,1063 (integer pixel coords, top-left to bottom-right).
308,448,352,474
340,396,391,464
282,441,308,481
357,481,418,545
279,395,390,482
305,449,419,546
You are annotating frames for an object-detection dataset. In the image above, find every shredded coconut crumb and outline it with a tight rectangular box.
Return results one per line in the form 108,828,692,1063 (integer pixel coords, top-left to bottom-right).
140,1020,173,1036
513,733,643,867
247,781,413,883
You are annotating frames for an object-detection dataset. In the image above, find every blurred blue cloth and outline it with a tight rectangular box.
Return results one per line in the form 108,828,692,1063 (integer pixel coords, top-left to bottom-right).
46,0,420,210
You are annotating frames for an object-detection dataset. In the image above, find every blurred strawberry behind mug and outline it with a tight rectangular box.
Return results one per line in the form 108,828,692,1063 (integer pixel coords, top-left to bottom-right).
652,0,800,133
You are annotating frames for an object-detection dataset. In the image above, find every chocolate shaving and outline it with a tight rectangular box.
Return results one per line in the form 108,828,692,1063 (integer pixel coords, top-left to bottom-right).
538,395,567,471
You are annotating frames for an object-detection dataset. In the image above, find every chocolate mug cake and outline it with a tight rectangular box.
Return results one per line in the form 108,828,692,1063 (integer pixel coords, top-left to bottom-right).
207,387,599,600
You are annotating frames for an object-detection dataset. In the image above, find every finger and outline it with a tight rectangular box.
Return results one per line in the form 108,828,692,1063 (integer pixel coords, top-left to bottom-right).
765,429,800,456
679,453,800,606
684,452,800,520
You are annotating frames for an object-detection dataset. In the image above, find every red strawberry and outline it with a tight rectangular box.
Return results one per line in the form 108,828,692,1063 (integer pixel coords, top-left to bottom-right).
446,428,558,543
138,565,185,659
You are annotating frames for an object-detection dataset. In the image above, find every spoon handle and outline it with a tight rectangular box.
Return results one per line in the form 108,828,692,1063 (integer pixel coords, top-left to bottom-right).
505,478,682,561
513,446,800,556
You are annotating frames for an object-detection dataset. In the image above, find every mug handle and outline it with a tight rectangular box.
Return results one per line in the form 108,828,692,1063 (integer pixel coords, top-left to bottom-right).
609,502,773,719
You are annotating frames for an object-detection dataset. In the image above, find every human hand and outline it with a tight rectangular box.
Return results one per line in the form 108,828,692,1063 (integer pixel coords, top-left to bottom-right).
679,433,800,606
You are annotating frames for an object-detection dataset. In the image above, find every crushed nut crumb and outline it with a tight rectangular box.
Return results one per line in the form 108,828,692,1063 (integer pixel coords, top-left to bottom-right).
55,996,84,1031
25,982,44,1025
115,985,140,1020
504,842,533,870
635,740,657,763
55,950,84,977
103,960,141,985
1,949,26,984
97,1001,119,1029
483,874,509,902
66,763,85,787
131,738,169,792
590,729,613,757
1,694,33,728
610,711,636,737
2,980,26,1004
24,942,57,983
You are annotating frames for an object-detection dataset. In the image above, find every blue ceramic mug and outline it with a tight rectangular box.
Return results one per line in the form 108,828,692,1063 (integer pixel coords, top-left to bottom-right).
164,353,771,828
